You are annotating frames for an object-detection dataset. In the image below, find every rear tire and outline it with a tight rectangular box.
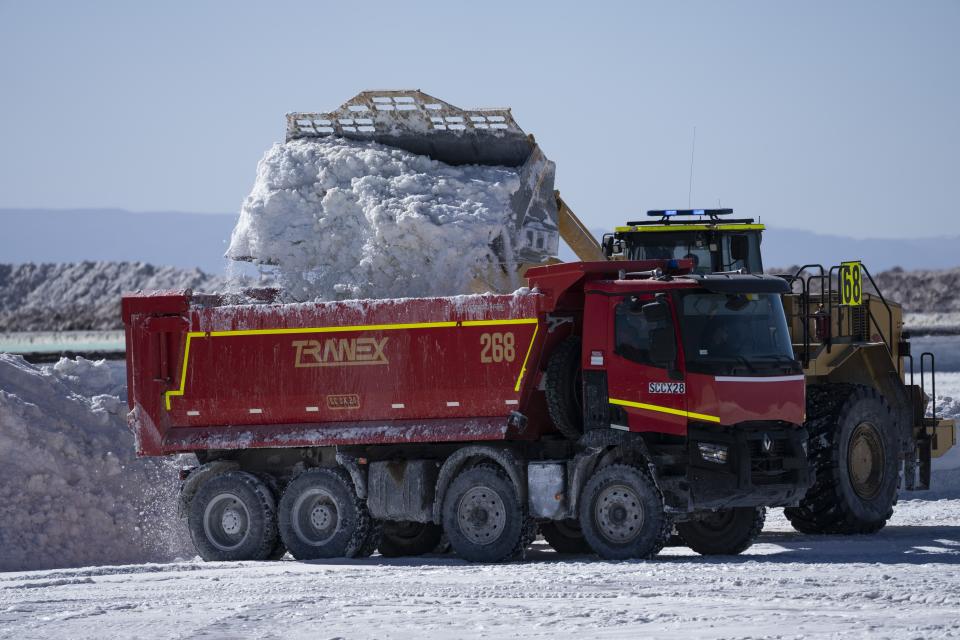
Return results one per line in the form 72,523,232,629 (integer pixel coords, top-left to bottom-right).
442,465,525,562
545,337,583,439
676,507,765,555
784,385,898,535
188,471,278,562
278,468,373,559
379,521,443,557
578,464,669,560
541,519,591,554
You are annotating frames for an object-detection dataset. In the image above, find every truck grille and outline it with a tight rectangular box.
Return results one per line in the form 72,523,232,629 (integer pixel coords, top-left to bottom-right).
747,433,794,485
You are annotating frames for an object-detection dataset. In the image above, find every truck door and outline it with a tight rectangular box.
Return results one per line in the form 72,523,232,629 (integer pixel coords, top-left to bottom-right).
605,295,688,437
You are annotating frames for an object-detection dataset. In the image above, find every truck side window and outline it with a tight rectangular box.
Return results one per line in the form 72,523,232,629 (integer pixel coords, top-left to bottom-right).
614,302,661,367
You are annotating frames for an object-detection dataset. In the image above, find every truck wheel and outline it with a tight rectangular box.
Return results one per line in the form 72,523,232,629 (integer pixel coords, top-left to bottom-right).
579,464,669,560
188,471,278,562
442,464,525,562
785,385,898,535
676,507,765,555
541,519,591,554
545,337,583,439
378,521,443,557
278,468,373,559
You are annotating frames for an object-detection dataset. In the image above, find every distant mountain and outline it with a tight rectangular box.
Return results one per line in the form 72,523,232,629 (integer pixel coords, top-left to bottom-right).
1,209,236,274
4,209,958,274
559,226,959,271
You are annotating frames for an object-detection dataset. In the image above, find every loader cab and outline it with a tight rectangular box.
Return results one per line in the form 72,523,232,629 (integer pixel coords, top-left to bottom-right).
603,209,764,275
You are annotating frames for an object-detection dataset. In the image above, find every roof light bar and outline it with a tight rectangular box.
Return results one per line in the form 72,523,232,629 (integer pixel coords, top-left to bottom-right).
647,208,734,218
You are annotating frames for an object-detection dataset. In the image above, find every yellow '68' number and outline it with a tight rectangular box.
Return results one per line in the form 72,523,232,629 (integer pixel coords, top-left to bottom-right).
480,332,515,363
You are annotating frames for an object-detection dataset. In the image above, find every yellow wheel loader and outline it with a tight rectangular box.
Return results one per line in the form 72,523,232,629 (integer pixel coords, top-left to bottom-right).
602,209,955,533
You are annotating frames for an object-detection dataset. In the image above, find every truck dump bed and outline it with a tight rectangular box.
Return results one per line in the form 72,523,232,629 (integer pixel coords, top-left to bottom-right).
123,290,549,456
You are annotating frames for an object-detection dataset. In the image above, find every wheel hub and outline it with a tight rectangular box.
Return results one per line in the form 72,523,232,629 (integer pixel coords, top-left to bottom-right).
458,486,506,546
310,504,333,530
595,484,644,544
203,493,251,552
292,488,340,546
220,508,243,535
849,421,885,500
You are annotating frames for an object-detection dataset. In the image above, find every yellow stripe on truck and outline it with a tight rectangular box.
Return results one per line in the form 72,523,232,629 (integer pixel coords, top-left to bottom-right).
609,397,721,423
164,318,539,411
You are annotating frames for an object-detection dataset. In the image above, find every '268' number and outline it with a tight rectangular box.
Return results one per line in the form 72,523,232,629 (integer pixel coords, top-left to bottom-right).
480,332,515,363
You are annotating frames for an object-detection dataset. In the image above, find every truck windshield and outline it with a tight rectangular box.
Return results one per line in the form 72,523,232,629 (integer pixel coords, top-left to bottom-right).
678,292,798,375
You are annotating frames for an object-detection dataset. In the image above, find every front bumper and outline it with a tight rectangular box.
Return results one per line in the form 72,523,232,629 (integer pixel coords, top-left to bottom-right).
668,422,812,510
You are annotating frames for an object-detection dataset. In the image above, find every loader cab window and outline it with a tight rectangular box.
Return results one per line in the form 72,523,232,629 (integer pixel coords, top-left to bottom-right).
624,232,713,275
720,233,763,273
615,299,673,368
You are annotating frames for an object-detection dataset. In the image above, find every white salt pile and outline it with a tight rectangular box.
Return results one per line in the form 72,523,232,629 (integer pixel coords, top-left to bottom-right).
0,354,191,571
227,138,527,300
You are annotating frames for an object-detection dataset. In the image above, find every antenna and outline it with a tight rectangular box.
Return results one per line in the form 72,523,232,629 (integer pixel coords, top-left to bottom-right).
687,126,697,208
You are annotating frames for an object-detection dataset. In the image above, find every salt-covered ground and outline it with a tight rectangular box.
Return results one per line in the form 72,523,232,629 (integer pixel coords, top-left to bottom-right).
1,503,959,640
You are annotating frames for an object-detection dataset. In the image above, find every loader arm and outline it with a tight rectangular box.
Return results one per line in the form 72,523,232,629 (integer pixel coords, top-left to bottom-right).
555,192,606,262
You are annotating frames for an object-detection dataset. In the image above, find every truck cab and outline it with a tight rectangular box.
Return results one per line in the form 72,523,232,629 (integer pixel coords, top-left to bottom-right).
530,261,810,517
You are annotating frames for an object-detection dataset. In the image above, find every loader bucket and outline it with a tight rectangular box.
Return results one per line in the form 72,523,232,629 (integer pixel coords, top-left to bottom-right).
286,90,560,267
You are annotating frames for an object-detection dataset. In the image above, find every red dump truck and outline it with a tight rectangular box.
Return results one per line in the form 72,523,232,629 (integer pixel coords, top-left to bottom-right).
123,260,810,562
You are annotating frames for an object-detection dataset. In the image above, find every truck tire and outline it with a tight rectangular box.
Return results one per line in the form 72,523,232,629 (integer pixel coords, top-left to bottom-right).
188,471,278,562
378,521,443,557
442,464,525,562
578,464,669,560
784,385,898,535
676,507,765,555
545,337,583,439
541,519,591,554
278,468,373,559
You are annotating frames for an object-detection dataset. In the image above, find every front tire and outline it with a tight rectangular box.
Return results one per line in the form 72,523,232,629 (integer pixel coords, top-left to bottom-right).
545,337,583,439
578,464,669,560
188,471,278,562
784,385,898,535
442,465,525,562
676,507,765,555
278,468,372,559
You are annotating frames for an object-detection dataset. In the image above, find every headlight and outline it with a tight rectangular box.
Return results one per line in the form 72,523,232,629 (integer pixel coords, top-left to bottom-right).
698,443,728,464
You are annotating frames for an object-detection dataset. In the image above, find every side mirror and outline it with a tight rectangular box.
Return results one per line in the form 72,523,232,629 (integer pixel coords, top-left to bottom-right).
641,301,670,324
602,234,614,258
648,326,677,367
730,235,749,262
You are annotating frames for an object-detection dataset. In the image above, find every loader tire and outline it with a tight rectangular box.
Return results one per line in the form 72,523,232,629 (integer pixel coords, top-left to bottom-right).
676,507,765,555
541,519,591,554
545,337,583,439
784,384,898,535
579,464,669,560
278,468,373,559
188,471,278,562
379,521,444,557
442,464,525,562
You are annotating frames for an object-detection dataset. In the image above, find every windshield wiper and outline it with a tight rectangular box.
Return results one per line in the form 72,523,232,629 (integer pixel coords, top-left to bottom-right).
733,355,758,374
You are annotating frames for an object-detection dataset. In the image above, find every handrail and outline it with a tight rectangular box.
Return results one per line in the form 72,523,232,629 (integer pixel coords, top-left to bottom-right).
859,264,897,375
921,352,937,425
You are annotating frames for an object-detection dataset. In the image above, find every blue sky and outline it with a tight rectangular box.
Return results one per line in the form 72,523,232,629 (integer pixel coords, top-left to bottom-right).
1,0,957,238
